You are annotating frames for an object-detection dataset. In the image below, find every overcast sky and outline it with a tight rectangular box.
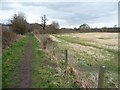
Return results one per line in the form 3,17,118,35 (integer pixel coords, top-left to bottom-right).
0,0,119,28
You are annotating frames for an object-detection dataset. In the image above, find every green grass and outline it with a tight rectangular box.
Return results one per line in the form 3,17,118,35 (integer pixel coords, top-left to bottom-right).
2,35,29,88
55,35,118,71
2,33,80,88
54,35,118,88
31,34,79,88
55,35,119,54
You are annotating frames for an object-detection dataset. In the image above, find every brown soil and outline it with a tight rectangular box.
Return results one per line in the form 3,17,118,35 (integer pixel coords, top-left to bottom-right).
19,37,33,88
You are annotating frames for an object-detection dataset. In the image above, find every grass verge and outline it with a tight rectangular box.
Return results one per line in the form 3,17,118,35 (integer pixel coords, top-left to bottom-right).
31,34,79,88
2,35,29,88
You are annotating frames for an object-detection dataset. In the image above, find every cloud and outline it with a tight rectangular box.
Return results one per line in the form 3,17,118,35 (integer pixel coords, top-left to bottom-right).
0,1,118,28
1,0,119,2
118,1,120,27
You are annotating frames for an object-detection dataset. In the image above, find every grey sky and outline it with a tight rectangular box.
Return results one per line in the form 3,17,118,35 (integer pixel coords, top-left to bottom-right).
0,0,119,28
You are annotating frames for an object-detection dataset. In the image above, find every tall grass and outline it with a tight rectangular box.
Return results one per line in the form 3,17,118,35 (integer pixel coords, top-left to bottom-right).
52,35,118,88
31,34,79,88
2,30,19,50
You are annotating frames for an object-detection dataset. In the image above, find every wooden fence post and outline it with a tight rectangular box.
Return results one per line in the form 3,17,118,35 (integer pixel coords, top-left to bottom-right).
98,66,105,88
65,49,68,66
52,45,54,56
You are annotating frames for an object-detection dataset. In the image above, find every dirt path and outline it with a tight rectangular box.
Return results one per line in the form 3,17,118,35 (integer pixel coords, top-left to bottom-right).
19,37,33,88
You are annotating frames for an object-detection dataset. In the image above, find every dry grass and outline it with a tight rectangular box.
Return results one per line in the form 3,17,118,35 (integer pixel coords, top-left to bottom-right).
58,33,118,51
52,33,118,88
2,30,19,50
35,32,118,88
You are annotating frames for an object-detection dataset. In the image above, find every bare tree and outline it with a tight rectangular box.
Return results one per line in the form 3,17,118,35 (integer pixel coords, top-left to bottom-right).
40,15,48,30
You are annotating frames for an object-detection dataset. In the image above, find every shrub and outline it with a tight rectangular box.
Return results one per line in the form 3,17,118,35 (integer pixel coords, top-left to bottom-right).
38,34,54,49
2,30,18,49
46,25,59,34
10,12,28,34
39,34,49,49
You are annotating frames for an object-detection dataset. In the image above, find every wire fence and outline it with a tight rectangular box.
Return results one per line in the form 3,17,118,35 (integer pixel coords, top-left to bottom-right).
45,39,99,88
35,34,118,88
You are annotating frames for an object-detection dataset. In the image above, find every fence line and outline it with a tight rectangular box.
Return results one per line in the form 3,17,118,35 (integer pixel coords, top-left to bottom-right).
65,49,68,66
35,34,107,88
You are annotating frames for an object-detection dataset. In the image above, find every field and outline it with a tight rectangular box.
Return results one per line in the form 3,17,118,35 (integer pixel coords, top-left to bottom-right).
1,1,119,88
35,32,118,88
2,32,119,88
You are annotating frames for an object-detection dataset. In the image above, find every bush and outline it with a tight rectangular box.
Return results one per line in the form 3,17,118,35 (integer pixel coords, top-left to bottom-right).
10,12,28,34
38,34,54,49
39,34,49,49
46,25,59,34
51,21,59,29
31,21,60,34
2,30,18,49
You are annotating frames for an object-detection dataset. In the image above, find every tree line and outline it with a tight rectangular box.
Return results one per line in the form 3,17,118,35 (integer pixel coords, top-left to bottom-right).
4,12,119,34
9,12,60,34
